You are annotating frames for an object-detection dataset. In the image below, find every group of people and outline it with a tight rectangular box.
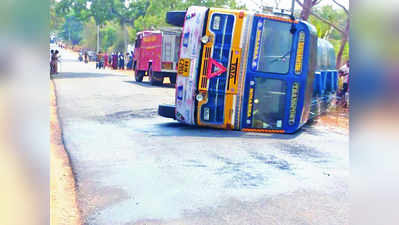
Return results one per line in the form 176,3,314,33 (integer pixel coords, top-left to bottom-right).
94,51,134,70
50,50,60,75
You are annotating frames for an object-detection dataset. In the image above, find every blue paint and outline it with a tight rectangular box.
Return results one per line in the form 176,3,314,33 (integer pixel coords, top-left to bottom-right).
200,13,235,124
240,17,336,133
183,32,190,48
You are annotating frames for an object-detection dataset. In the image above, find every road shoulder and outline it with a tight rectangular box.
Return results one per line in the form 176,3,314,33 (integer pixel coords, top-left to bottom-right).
50,79,82,225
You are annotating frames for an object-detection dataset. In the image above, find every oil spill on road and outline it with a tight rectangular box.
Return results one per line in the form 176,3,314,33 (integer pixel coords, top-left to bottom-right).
278,142,330,161
249,152,292,171
183,159,208,168
101,108,158,122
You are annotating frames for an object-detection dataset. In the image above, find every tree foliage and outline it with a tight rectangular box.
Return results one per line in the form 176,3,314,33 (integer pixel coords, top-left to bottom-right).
80,17,97,49
309,5,349,64
296,0,349,67
51,0,347,63
60,15,83,45
52,0,245,52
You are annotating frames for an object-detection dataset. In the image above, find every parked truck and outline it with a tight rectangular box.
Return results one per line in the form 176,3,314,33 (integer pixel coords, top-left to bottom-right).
133,28,182,85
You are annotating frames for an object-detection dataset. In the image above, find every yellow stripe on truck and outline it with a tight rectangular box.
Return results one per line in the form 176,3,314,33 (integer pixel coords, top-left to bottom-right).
197,8,245,129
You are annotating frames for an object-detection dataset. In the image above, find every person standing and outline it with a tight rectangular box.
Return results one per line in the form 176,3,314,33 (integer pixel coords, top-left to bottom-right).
339,60,350,107
126,52,133,70
104,52,109,68
96,51,100,69
50,50,59,74
50,50,55,75
96,51,104,69
118,52,125,70
108,53,112,67
112,52,118,69
84,50,88,64
117,52,121,69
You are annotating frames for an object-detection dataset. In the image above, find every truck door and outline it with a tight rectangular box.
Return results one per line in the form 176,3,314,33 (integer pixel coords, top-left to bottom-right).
241,16,312,133
161,32,178,71
134,35,142,70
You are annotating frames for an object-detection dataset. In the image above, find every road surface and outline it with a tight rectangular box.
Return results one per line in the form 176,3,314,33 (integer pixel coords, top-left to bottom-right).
53,49,349,225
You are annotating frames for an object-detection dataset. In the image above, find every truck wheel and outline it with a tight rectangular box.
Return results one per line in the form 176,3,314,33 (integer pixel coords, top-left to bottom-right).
135,71,144,82
169,74,176,85
166,11,186,27
148,66,163,86
158,104,176,119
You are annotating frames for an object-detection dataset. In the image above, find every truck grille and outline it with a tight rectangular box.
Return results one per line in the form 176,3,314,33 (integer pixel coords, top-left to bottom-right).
200,13,235,123
200,47,212,89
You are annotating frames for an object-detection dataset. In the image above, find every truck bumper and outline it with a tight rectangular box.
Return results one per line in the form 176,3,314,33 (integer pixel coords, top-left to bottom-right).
158,105,176,119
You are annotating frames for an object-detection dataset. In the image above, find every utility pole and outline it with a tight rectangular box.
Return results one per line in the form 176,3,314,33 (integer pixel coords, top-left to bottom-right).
274,0,281,9
123,23,128,53
97,24,100,53
290,0,296,19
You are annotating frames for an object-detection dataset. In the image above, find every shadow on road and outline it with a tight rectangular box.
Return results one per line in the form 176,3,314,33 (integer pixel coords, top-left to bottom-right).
155,122,304,140
53,72,126,79
123,80,175,88
124,80,175,88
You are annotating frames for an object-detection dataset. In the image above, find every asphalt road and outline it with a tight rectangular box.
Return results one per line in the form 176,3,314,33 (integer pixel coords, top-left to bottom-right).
53,49,349,225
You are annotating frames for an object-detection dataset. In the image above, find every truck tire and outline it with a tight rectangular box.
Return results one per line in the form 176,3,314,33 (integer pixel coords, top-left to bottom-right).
148,66,163,86
166,11,187,27
169,73,176,85
158,105,176,119
135,71,144,82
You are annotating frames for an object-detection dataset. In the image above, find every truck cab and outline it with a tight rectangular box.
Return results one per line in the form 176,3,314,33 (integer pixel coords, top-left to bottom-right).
159,6,338,134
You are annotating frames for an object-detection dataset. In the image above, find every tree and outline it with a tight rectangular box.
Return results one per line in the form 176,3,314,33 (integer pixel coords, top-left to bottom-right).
60,15,83,45
112,0,150,52
56,0,116,51
296,0,349,68
50,0,65,32
81,17,97,50
53,0,246,52
296,0,322,21
331,0,349,67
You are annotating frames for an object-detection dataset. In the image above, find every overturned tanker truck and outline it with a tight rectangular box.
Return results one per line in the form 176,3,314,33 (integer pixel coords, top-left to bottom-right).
158,6,338,134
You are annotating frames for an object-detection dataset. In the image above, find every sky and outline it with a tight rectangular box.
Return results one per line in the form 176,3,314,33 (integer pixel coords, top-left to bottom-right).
242,0,349,11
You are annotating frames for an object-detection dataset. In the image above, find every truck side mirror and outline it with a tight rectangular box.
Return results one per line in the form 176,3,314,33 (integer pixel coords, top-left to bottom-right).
166,11,187,27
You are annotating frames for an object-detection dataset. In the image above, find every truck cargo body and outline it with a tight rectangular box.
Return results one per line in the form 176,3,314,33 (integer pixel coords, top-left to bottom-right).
133,29,181,85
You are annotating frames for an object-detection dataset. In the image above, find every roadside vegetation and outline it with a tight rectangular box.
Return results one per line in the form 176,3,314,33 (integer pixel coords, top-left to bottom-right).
50,0,348,67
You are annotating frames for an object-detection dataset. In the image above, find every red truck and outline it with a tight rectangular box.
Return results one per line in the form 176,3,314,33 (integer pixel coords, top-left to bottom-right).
133,28,182,85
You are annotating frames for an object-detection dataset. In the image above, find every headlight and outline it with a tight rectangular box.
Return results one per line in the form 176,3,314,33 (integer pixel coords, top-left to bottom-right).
196,93,204,101
201,35,210,44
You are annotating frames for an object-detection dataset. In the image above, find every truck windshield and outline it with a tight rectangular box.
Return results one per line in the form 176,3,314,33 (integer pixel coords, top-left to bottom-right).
252,78,287,129
258,20,293,74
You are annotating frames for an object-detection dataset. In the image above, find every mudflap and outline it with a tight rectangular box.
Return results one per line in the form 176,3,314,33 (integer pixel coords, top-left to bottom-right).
158,104,176,119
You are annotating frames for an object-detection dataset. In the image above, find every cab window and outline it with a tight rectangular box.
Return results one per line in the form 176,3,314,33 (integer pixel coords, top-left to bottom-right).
252,78,287,129
257,20,293,74
135,36,142,48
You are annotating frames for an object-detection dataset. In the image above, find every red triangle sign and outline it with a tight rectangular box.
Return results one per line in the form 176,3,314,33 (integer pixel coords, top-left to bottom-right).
207,58,227,79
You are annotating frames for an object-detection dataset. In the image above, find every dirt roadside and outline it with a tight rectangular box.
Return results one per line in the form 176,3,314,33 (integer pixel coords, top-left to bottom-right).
50,80,82,225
